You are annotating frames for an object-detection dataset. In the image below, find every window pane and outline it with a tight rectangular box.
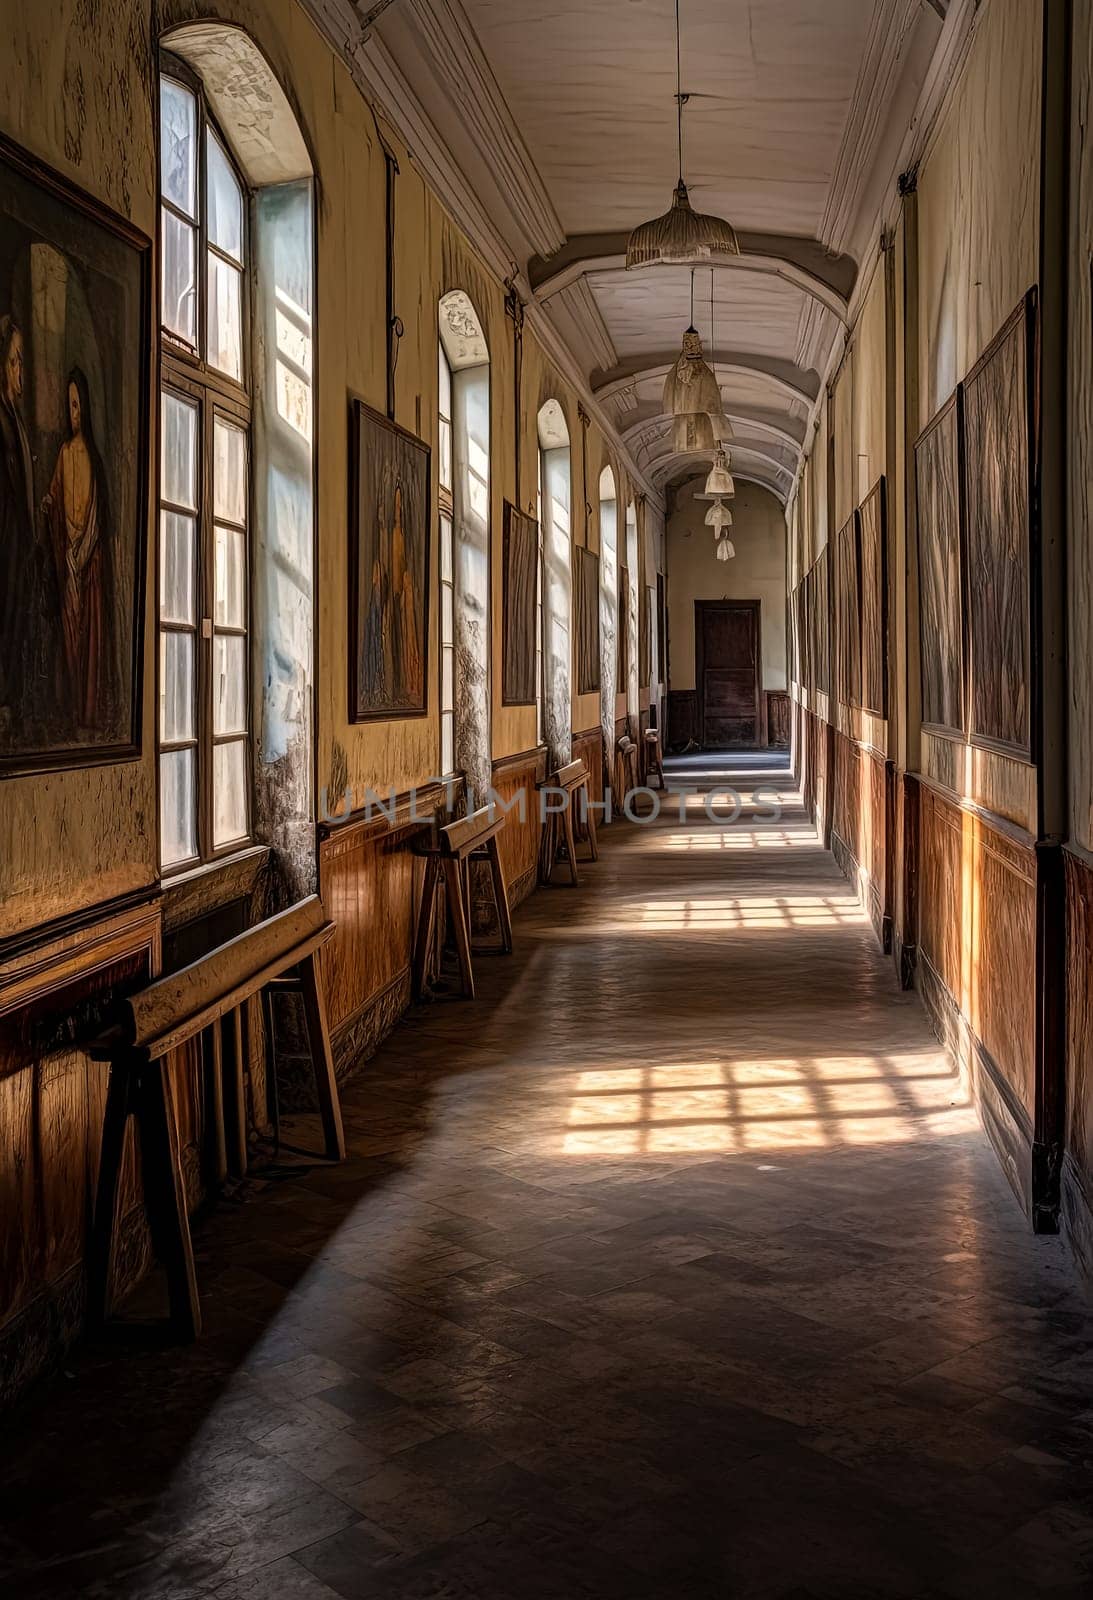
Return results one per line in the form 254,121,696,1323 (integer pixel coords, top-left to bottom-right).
206,131,243,262
442,583,453,642
439,417,452,493
159,630,194,742
160,510,196,624
441,644,454,711
160,79,196,217
214,524,246,628
440,515,453,583
441,712,454,779
161,392,198,510
161,748,197,867
161,208,197,344
207,253,243,379
439,345,451,417
213,417,247,524
213,633,246,735
213,740,248,847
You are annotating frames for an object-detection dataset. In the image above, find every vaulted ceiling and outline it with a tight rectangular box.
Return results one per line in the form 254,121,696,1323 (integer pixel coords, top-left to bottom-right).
349,0,952,501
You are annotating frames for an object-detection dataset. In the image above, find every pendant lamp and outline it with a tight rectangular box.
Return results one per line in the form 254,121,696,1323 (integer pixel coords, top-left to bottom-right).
665,273,732,449
705,499,733,530
716,535,735,561
700,448,736,500
626,0,740,270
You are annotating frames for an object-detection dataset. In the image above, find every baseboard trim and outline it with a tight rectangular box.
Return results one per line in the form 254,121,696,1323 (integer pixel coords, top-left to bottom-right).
917,951,1033,1216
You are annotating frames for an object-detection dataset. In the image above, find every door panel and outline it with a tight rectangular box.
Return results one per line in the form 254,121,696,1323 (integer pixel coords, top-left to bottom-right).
697,601,760,748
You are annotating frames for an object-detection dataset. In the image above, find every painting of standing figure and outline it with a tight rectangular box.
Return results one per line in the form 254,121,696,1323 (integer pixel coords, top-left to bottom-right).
349,400,430,720
0,136,148,774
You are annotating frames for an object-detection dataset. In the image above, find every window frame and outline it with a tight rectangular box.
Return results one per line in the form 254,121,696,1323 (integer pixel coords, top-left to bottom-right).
438,339,456,778
157,57,254,876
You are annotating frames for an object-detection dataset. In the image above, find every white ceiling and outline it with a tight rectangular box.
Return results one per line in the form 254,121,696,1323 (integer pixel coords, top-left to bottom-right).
373,0,946,499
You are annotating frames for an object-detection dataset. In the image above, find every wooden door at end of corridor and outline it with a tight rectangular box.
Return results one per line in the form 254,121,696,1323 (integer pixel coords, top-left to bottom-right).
695,600,761,748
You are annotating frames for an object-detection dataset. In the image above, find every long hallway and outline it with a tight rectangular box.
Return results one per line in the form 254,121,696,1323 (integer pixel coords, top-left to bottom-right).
4,768,1092,1599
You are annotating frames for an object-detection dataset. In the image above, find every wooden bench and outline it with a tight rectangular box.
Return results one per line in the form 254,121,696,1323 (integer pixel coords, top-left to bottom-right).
412,805,513,1001
644,727,666,789
87,895,343,1340
538,757,598,887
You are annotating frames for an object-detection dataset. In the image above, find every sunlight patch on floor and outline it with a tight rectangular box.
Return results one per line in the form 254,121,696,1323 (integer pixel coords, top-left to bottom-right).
559,1053,972,1156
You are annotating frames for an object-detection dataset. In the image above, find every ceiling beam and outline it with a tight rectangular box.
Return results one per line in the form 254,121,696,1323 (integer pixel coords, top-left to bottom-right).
528,231,857,324
594,352,821,413
621,408,805,460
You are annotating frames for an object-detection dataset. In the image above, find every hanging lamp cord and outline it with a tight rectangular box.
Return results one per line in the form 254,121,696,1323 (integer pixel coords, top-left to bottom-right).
675,0,684,184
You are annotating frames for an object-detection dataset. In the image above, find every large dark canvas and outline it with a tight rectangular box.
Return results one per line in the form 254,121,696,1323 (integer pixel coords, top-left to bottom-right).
859,478,887,717
834,515,860,708
349,401,430,721
640,583,652,688
574,545,600,695
915,396,964,737
502,501,538,705
0,137,149,774
963,296,1034,757
814,545,831,695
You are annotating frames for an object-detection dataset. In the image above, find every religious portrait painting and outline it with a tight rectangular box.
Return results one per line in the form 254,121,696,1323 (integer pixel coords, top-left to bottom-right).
0,136,149,774
349,400,430,721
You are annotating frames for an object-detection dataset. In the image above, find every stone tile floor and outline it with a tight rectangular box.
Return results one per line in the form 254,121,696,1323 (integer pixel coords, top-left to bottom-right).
2,763,1093,1598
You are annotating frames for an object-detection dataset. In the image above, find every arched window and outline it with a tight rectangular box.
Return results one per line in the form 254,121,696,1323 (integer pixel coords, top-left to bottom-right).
158,61,251,868
598,466,618,753
438,291,490,795
624,499,639,725
156,27,315,898
537,401,572,767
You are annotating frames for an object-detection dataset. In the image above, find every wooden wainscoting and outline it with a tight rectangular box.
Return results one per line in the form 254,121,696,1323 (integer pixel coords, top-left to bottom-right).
832,730,862,887
765,691,791,750
916,782,1036,1213
1064,849,1093,1276
492,749,547,908
830,732,890,950
572,728,606,809
666,690,697,750
318,783,449,1079
0,895,162,1403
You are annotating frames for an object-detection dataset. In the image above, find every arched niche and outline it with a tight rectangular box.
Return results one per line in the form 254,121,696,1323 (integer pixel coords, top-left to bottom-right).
163,23,316,903
438,289,491,800
598,465,619,761
624,500,640,728
537,399,572,768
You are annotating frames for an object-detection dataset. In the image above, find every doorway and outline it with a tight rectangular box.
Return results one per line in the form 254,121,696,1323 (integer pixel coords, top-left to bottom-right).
695,600,761,748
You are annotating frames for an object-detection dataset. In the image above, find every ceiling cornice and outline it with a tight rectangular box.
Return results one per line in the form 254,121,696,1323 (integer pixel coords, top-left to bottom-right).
397,0,567,259
528,232,856,324
819,0,925,255
296,0,665,510
541,277,618,376
785,0,981,513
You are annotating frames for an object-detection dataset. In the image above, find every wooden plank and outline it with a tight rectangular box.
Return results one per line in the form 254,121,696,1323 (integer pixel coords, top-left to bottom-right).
122,898,327,1051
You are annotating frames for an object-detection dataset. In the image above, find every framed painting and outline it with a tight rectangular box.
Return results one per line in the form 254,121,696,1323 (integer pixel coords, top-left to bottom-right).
349,399,430,721
502,500,538,705
834,514,861,708
617,564,629,692
859,477,888,718
640,583,653,688
814,544,831,696
574,545,600,695
915,394,964,739
0,134,150,776
656,572,666,682
962,292,1036,759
